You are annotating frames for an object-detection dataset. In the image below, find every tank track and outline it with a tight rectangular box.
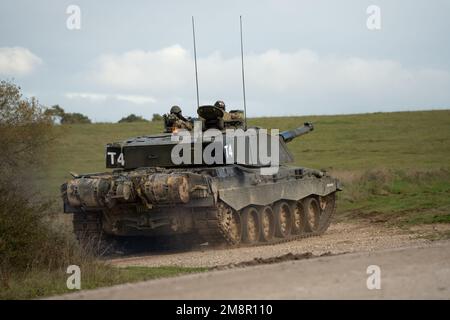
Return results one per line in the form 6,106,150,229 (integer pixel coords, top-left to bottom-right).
73,211,198,254
194,193,337,248
73,193,336,252
72,211,113,254
194,205,238,246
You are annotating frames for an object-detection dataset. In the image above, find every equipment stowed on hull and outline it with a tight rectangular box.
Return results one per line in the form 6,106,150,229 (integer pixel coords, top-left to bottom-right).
64,172,210,209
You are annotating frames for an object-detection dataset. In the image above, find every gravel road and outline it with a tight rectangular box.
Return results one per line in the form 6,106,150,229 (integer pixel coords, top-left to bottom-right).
108,222,429,268
54,240,450,299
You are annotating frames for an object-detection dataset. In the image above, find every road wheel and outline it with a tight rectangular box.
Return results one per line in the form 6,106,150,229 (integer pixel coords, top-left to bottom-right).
303,197,321,232
273,201,293,238
317,193,336,233
228,210,242,245
259,206,275,242
242,206,260,244
217,202,242,245
290,201,306,235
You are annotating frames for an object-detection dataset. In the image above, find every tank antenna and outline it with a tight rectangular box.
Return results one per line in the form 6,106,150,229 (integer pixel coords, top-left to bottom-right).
240,15,247,130
192,16,200,109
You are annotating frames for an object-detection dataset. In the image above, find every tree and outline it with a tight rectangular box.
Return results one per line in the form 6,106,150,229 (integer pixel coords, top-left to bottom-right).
152,113,163,121
44,105,91,124
61,112,91,124
0,80,53,173
44,104,64,118
118,114,149,123
0,80,57,272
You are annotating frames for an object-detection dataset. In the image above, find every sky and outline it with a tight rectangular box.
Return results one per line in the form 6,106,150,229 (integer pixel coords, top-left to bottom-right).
1,0,449,122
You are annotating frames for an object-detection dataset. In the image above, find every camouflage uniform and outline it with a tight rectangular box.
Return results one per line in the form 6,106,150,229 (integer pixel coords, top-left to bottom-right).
164,105,193,132
214,100,231,120
229,110,244,120
172,118,193,131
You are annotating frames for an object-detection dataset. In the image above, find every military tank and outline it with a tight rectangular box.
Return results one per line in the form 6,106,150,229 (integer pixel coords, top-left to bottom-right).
61,105,341,251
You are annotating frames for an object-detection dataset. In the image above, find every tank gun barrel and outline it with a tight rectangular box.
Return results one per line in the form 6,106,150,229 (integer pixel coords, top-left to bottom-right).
279,122,314,143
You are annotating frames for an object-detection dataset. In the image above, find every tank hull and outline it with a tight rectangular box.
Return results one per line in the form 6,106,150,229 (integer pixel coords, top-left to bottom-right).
62,164,341,248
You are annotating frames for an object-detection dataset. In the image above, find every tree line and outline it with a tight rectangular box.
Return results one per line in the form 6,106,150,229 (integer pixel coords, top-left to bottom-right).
45,105,163,124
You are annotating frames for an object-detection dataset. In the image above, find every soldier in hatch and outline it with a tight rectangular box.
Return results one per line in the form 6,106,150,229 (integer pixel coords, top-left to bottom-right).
214,100,244,124
164,105,193,132
170,105,188,121
214,100,230,120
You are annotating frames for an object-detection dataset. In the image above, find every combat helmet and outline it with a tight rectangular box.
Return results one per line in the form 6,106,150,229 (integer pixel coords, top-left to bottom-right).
214,100,226,111
170,105,182,115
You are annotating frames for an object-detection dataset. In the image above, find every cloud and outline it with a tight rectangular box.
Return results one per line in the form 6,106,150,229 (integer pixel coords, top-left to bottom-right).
115,94,156,104
91,45,191,91
65,92,108,102
87,45,450,115
65,92,156,105
0,47,42,76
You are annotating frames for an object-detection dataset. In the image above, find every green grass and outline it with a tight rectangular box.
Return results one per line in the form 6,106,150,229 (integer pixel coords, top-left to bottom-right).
250,110,450,171
38,121,165,197
335,169,450,226
0,265,207,300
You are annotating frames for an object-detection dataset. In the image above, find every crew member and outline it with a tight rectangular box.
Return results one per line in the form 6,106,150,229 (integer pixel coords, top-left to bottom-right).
166,105,193,131
214,100,231,120
170,105,188,122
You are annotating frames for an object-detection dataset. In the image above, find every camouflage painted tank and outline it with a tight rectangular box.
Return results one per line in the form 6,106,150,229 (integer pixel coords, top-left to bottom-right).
61,105,341,250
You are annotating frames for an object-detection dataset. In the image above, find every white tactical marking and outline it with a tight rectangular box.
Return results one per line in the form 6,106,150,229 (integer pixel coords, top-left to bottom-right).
224,144,233,159
107,151,116,164
117,152,125,166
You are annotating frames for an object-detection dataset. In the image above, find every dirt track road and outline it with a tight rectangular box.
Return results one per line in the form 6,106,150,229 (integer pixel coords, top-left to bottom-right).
56,240,450,299
108,222,429,268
